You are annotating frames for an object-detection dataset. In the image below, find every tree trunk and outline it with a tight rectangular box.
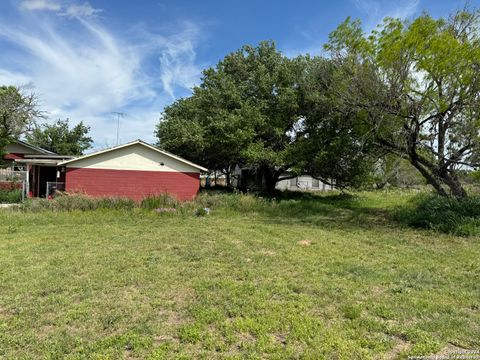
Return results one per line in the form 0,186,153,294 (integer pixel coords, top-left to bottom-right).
404,128,467,199
441,171,468,199
409,160,448,197
261,165,279,195
410,159,467,199
225,170,231,189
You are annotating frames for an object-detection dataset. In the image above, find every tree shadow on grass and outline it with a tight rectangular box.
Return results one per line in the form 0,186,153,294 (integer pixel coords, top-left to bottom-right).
256,191,398,231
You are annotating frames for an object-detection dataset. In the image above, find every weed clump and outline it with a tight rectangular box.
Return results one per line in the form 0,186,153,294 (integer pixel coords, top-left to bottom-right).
395,194,480,236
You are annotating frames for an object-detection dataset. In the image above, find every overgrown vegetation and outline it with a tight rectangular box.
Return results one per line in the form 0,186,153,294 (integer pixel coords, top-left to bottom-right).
0,187,21,203
15,187,480,237
396,194,480,236
0,190,478,358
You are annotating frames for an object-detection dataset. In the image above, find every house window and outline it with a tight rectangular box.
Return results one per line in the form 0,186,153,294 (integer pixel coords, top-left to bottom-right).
290,178,297,187
312,178,320,188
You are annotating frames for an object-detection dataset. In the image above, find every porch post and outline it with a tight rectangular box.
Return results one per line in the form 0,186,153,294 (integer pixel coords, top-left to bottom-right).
25,164,30,200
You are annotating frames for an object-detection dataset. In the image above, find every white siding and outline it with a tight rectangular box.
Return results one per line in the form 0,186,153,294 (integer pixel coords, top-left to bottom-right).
276,175,333,191
66,144,200,173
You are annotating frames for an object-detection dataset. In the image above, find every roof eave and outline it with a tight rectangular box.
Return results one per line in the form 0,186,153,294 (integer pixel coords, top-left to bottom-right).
15,139,58,155
58,140,209,172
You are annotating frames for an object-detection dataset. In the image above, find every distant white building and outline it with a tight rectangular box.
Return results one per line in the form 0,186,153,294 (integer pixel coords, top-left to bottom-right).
275,175,334,192
232,165,334,192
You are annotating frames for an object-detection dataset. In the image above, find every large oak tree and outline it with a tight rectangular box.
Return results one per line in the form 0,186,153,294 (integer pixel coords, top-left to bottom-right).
156,41,305,192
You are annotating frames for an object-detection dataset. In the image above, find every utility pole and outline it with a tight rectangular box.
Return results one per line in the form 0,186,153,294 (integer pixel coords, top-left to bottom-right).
111,112,126,145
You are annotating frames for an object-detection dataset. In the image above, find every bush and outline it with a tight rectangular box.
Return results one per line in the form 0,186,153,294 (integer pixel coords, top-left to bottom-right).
18,191,315,218
395,194,480,236
21,194,136,212
95,197,136,210
140,194,179,210
195,207,209,217
0,188,22,203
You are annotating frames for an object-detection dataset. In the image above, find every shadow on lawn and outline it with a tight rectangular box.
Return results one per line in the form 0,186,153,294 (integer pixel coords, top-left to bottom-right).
270,194,395,228
233,190,396,230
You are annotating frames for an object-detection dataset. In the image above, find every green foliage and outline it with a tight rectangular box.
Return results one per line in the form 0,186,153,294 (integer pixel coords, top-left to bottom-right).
19,189,480,236
0,86,40,139
0,86,41,162
140,193,180,210
395,194,480,236
0,188,22,203
372,155,425,189
21,194,136,212
157,42,376,192
156,41,307,191
342,304,362,320
177,324,202,344
325,9,480,198
294,57,377,189
195,207,208,217
26,119,93,155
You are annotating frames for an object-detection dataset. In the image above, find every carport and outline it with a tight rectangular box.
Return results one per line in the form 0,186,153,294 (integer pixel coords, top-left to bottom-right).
14,155,73,197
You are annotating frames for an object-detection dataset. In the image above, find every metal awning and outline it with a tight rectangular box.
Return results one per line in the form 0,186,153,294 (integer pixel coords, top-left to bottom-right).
14,159,62,165
23,154,75,159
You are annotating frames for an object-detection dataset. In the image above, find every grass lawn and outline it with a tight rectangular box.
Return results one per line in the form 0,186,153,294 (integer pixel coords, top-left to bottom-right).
0,190,478,359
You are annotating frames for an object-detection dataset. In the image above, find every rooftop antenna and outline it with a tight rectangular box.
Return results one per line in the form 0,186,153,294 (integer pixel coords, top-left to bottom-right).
111,112,126,145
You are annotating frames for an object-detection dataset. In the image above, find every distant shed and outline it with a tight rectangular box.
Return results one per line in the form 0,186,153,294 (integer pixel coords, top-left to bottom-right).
58,140,207,201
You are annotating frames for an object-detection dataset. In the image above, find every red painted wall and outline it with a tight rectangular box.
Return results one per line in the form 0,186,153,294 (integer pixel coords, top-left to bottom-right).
65,168,200,201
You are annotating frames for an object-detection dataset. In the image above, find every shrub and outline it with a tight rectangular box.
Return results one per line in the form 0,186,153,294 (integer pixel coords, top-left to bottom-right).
140,194,179,210
0,188,22,203
18,191,283,216
395,194,480,236
195,207,209,217
96,197,136,210
20,194,136,212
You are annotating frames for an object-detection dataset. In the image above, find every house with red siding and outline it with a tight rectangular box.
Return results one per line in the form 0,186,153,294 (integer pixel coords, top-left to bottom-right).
3,139,207,200
58,140,207,200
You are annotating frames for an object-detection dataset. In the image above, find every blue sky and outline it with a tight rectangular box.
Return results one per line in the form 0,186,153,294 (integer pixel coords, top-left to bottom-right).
0,0,475,149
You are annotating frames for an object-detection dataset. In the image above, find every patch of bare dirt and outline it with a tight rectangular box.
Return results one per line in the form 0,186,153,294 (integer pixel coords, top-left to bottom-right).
154,334,177,344
298,240,311,246
434,343,473,358
274,333,287,345
259,249,276,256
380,335,411,359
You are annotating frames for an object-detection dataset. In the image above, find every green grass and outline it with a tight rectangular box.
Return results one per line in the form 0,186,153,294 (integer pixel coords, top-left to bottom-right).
0,190,479,359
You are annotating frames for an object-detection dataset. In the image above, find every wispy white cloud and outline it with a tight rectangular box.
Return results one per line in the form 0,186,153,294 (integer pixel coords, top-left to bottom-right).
0,69,32,86
387,0,420,20
0,5,204,146
283,0,420,58
20,0,101,18
20,0,61,12
157,23,202,98
61,2,102,18
353,0,420,31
